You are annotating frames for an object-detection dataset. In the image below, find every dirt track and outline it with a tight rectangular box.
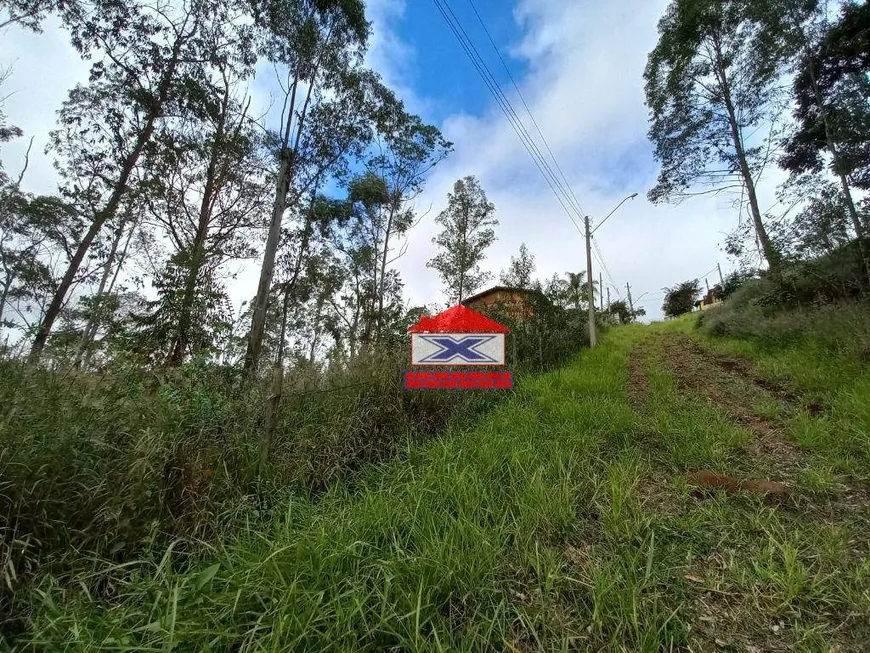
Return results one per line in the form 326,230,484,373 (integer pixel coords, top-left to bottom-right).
658,333,804,475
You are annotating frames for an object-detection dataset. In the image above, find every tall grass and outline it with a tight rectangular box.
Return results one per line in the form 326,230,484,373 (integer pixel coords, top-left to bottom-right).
0,347,503,637
692,296,870,475
4,325,870,650
3,330,636,650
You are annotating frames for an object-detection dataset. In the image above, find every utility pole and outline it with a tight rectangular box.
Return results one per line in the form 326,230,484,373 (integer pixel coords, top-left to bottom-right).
705,277,711,294
585,216,597,347
606,286,611,312
626,282,634,314
583,192,637,348
717,263,724,286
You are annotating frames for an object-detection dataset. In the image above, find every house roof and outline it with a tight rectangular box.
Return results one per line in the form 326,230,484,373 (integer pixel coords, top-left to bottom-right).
408,304,511,333
461,285,539,305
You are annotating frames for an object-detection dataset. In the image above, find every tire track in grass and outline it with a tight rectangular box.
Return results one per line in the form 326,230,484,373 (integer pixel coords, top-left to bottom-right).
658,334,870,512
637,331,870,653
660,333,804,482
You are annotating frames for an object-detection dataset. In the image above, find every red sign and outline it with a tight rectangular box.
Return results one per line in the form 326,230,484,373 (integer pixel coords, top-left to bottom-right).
405,305,513,390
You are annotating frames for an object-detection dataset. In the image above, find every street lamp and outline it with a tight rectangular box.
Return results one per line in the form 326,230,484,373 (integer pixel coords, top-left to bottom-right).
585,192,638,348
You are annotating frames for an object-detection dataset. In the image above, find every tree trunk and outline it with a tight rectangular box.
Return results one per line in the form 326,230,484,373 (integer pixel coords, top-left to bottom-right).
0,271,14,327
168,81,231,366
245,65,318,376
73,218,127,367
28,35,185,363
308,298,324,365
79,216,137,369
806,60,870,286
712,34,781,271
256,192,318,475
257,363,284,476
257,269,294,477
375,203,397,344
458,205,467,304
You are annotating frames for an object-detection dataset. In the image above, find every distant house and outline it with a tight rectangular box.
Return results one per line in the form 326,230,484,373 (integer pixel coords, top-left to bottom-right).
694,288,723,311
461,286,540,321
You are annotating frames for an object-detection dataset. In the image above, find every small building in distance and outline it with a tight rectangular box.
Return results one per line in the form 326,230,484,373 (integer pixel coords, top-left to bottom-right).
461,286,540,321
694,288,723,311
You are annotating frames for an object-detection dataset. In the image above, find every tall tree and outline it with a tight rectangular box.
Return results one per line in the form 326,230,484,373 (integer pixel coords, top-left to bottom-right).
779,0,870,282
338,110,450,348
243,0,370,375
142,67,265,365
790,182,856,257
427,175,497,304
258,188,347,474
72,204,139,367
645,0,796,270
499,243,536,288
0,185,77,337
28,0,248,361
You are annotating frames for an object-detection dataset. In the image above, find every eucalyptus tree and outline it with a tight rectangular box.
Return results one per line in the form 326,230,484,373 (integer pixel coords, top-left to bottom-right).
367,110,450,342
337,109,450,347
427,175,498,304
140,68,267,365
0,185,77,338
29,0,255,362
790,182,856,257
243,0,371,374
499,243,535,288
258,188,348,474
645,0,803,270
778,1,870,282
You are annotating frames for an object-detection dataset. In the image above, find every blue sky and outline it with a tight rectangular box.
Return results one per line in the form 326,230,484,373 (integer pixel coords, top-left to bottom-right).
384,1,530,123
2,0,787,321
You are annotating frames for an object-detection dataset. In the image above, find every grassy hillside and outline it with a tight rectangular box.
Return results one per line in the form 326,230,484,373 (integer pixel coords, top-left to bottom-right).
695,298,870,477
6,322,870,651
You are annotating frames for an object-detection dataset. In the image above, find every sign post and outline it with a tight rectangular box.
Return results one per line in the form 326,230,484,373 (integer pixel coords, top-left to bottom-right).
404,305,513,390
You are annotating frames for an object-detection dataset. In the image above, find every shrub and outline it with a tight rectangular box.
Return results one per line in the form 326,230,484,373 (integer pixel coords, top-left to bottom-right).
755,239,869,310
478,292,591,372
0,348,502,632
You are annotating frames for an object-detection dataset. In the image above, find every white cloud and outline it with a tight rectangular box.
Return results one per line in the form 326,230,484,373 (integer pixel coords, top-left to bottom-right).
384,0,780,320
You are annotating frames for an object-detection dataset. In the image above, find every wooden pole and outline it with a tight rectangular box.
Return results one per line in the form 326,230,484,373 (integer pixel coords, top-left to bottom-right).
585,216,597,347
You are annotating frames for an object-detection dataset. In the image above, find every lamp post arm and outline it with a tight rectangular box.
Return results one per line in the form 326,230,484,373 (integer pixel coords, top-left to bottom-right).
591,193,638,235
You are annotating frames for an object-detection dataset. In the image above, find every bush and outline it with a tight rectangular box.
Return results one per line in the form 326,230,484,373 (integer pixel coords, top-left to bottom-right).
0,349,502,633
720,269,758,298
699,298,870,356
699,239,870,341
477,292,592,372
758,239,868,309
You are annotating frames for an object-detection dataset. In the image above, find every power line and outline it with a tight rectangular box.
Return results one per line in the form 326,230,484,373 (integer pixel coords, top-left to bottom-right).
591,236,619,293
464,0,586,219
431,0,586,234
433,0,581,228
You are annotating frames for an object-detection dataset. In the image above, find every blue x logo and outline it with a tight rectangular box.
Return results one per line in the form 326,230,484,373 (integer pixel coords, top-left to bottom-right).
418,335,498,364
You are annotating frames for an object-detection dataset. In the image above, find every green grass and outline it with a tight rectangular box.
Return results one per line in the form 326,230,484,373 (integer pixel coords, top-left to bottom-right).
7,324,870,651
688,303,870,478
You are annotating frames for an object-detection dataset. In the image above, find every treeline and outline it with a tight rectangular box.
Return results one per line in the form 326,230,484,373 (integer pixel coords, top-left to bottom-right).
1,0,455,373
646,0,870,296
